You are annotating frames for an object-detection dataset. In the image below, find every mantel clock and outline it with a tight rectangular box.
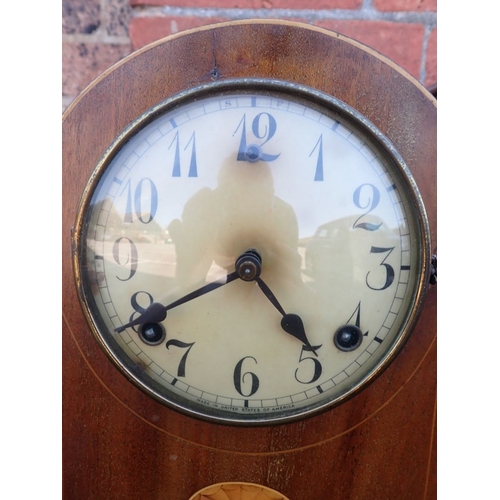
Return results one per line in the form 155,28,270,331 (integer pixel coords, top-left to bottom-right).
62,20,436,500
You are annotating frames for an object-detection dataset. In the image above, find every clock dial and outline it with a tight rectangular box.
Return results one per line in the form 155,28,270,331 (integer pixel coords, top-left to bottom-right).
75,80,429,425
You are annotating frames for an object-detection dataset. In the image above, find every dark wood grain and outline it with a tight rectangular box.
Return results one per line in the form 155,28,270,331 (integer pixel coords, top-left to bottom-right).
63,20,437,499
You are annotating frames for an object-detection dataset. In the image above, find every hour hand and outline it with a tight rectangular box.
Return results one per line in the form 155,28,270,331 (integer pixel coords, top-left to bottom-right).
280,313,317,355
255,276,318,356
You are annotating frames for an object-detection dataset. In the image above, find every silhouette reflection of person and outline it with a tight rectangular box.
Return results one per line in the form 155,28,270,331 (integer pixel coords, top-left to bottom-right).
168,158,303,294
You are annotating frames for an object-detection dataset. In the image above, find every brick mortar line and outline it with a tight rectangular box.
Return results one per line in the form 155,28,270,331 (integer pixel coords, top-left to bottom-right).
62,33,131,44
131,6,437,27
62,95,76,107
62,7,436,44
419,25,432,83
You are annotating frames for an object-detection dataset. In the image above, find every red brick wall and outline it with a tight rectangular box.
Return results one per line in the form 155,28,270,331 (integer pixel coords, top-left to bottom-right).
62,0,437,110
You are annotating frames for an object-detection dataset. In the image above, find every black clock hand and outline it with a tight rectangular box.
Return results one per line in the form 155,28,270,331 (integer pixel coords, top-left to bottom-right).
115,271,239,333
116,250,260,334
255,276,318,356
115,249,317,356
115,301,168,333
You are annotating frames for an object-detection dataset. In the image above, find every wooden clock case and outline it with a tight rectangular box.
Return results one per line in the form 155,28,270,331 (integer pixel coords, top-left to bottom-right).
62,20,437,499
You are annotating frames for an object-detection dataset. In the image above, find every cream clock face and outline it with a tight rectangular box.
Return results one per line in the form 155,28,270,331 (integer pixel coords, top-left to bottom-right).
75,80,429,425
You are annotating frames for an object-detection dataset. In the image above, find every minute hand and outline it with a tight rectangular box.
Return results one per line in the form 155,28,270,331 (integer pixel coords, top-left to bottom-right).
115,271,239,333
255,277,318,356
